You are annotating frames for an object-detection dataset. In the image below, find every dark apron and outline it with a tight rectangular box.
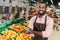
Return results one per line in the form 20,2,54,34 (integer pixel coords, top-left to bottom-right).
32,16,48,40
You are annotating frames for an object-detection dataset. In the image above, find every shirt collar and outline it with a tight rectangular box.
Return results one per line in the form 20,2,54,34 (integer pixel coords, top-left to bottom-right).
38,14,46,18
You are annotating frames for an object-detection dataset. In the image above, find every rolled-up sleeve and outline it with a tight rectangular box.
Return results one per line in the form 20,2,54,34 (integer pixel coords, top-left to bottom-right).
28,16,36,37
42,18,54,38
28,16,36,30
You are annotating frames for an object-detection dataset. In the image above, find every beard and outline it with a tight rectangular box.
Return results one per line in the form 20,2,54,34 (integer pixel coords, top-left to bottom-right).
38,10,46,17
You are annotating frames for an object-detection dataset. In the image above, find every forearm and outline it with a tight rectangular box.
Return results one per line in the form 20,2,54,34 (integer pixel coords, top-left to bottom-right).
32,30,42,37
27,27,42,37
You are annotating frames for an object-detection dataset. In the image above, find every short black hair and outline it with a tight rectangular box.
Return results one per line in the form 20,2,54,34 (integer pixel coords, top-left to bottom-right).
39,1,47,7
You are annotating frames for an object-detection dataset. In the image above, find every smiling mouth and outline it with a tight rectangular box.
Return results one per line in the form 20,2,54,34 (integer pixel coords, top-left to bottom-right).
39,10,44,13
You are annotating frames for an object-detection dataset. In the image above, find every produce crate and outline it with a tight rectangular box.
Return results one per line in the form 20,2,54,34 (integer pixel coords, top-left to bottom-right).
0,18,31,40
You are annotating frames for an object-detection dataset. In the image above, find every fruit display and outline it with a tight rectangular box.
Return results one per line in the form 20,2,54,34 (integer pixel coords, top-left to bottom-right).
1,29,31,40
11,24,28,33
0,35,7,40
0,18,31,40
0,18,25,29
16,33,31,40
2,29,18,39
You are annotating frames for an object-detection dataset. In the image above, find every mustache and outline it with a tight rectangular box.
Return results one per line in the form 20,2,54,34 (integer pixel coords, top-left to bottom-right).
38,10,46,13
38,10,46,17
38,10,44,13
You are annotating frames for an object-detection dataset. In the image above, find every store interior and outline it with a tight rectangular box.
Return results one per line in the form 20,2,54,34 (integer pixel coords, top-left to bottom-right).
0,0,60,40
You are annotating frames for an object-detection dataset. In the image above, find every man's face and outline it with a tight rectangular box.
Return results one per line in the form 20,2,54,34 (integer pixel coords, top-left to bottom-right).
38,3,47,16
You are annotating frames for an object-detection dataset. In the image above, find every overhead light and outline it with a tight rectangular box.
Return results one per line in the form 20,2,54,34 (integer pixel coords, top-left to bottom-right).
58,2,60,6
26,1,29,2
34,1,36,2
31,0,36,2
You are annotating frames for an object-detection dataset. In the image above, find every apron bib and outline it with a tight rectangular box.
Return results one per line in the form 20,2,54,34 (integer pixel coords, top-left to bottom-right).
32,16,48,40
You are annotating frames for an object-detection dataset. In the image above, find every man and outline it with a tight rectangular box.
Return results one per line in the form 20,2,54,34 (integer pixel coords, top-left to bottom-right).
28,2,54,40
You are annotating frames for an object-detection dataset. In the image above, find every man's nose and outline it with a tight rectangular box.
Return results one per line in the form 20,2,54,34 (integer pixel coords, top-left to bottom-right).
39,8,43,11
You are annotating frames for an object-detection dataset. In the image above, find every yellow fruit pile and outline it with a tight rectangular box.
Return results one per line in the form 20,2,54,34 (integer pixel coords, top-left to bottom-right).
0,35,7,40
1,24,31,40
1,29,31,40
2,29,18,39
16,33,31,40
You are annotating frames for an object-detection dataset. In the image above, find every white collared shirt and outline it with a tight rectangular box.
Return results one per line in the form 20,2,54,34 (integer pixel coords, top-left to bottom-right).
28,14,54,38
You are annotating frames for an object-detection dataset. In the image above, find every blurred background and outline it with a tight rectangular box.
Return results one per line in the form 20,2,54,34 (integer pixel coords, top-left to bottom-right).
0,0,60,22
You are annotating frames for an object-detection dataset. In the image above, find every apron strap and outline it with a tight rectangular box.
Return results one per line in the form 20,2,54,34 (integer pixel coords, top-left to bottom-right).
34,15,47,25
34,15,38,23
45,16,47,26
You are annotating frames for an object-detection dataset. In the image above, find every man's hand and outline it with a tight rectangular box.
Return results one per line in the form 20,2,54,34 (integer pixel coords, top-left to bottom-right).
27,27,42,37
25,27,33,34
